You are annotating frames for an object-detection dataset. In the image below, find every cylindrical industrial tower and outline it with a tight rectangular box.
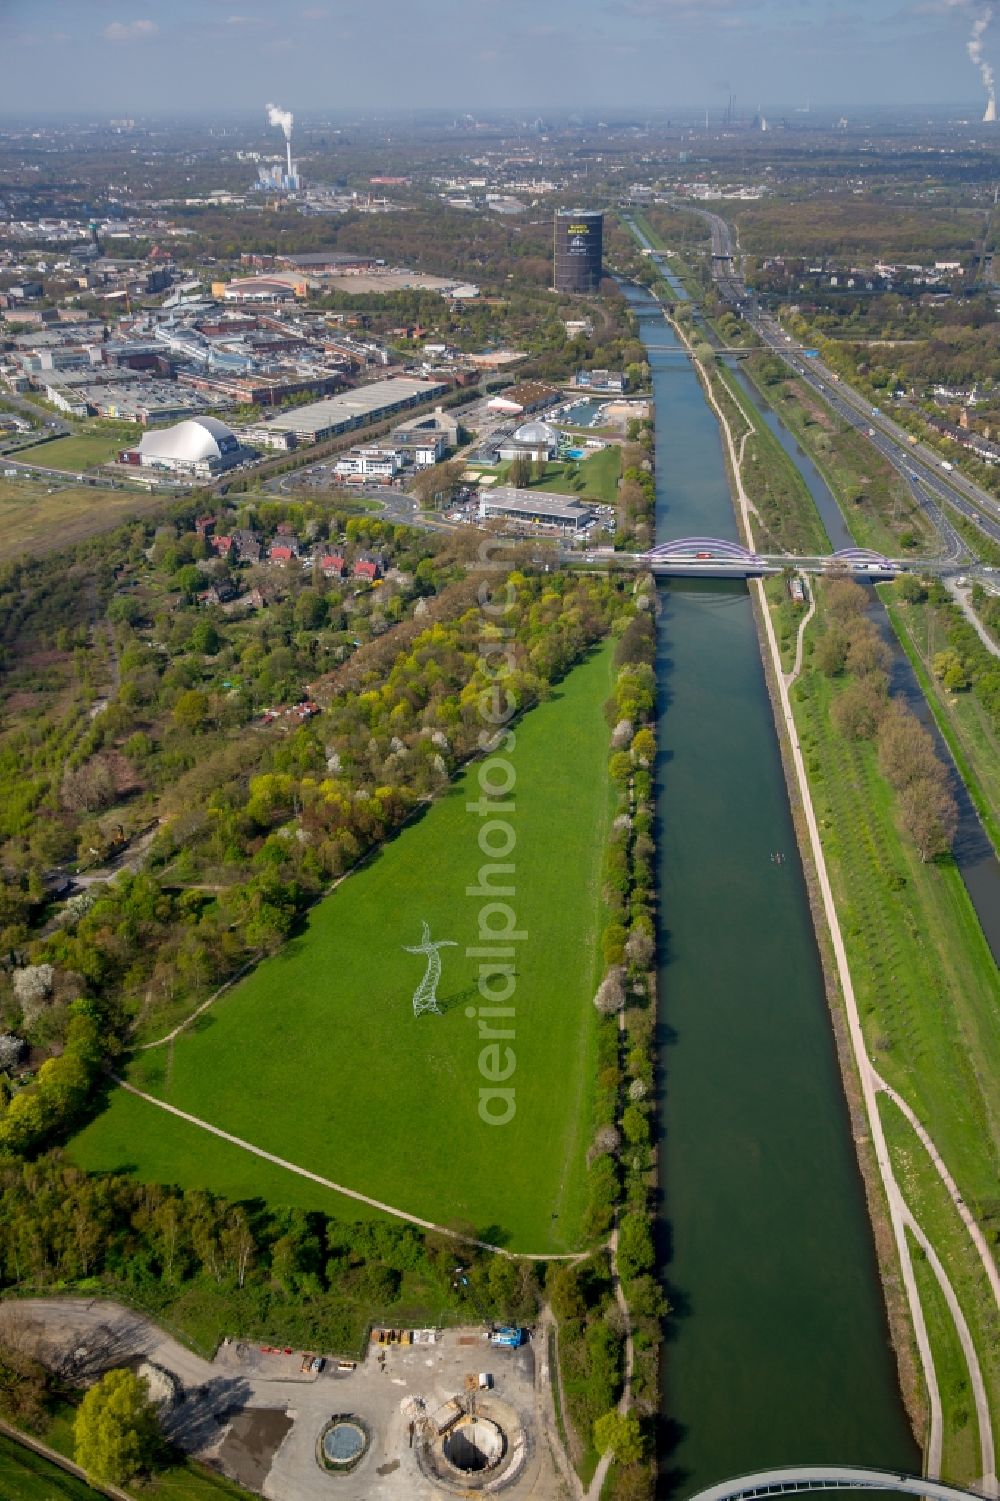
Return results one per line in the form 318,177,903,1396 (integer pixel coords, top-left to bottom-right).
554,209,604,294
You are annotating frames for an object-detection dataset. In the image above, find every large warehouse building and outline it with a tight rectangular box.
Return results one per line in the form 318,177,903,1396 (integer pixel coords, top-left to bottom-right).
554,210,604,294
255,376,449,445
120,416,249,478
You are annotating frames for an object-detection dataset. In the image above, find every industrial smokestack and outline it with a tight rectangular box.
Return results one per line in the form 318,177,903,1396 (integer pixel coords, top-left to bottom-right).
986,88,998,120
265,102,294,173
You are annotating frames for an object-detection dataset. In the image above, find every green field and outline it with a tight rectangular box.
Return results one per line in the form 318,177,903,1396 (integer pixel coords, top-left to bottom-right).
0,1434,99,1501
790,620,1000,1439
71,642,617,1253
19,434,132,472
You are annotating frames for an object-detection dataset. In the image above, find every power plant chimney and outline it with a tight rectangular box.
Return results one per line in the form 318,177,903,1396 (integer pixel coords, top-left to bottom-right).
286,139,293,178
985,88,997,122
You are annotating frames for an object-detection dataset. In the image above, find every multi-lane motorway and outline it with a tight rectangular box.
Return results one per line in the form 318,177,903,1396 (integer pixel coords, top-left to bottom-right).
656,207,1000,582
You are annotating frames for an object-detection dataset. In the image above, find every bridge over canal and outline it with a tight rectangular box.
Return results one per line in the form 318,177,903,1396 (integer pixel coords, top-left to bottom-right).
627,538,916,578
684,1465,997,1501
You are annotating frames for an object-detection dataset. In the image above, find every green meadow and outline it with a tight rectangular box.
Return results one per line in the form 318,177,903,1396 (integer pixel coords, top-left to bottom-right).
71,642,617,1254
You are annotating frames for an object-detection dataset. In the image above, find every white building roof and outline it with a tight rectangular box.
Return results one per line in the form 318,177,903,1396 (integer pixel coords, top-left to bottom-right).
512,419,559,445
138,415,237,464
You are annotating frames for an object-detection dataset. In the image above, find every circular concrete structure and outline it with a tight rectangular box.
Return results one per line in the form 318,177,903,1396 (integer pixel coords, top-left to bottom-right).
442,1417,505,1474
317,1415,370,1474
417,1396,528,1494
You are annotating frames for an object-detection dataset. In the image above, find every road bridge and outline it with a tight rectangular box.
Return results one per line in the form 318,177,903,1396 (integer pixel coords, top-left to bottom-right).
685,1466,995,1501
631,537,911,579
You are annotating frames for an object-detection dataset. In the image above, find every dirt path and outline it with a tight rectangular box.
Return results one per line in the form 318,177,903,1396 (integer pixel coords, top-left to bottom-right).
873,1070,1000,1312
946,579,1000,661
785,575,817,687
112,1076,591,1263
535,1308,582,1500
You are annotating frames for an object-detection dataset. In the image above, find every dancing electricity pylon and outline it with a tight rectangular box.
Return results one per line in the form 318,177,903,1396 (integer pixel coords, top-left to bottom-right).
404,921,456,1016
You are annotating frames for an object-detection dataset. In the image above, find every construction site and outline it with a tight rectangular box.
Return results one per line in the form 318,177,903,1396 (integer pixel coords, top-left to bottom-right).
0,1298,571,1501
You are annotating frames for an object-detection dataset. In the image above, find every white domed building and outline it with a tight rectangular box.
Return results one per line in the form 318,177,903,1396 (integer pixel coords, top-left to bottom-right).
497,418,561,464
123,417,250,478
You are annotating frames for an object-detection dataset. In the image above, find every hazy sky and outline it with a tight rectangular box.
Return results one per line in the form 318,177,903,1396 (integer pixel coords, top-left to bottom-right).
2,0,998,116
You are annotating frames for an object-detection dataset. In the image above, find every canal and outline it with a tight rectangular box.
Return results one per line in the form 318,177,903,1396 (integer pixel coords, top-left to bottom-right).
625,282,922,1491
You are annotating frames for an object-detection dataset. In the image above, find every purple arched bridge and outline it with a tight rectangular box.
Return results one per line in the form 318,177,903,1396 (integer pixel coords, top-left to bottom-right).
643,537,763,563
636,539,900,575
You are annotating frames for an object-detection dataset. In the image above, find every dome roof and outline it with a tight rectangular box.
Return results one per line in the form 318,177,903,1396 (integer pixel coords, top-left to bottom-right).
139,416,238,464
512,419,559,445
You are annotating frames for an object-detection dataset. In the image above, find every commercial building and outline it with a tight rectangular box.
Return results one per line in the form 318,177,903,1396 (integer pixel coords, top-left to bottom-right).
120,416,250,478
486,381,560,418
479,486,594,534
554,210,604,295
259,376,448,445
574,369,628,393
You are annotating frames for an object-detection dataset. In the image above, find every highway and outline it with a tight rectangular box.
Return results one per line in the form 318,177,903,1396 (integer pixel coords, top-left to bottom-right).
689,206,1000,569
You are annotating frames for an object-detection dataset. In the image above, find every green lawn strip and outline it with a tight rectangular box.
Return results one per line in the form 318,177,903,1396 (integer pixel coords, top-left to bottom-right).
0,1431,101,1500
72,643,617,1253
789,659,1000,1206
67,1083,394,1223
904,1230,982,1487
885,599,1000,857
882,1095,1000,1462
18,435,131,472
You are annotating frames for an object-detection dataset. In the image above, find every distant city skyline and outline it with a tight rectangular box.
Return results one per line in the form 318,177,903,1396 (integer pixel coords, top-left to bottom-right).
2,0,1000,118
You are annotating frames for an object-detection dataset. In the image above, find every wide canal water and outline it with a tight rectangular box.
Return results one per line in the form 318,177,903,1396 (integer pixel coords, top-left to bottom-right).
626,282,921,1490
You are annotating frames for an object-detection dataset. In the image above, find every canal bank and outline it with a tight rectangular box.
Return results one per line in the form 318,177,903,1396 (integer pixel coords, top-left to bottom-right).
625,282,921,1492
645,266,1000,1487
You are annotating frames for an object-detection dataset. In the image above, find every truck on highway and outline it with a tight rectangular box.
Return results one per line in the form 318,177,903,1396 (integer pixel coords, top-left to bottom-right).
940,461,954,471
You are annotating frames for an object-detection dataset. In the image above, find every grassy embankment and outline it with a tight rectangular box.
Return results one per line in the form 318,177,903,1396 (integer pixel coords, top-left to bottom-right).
0,1424,254,1501
633,208,933,559
71,642,618,1256
707,360,830,556
633,208,1000,1477
886,596,1000,856
739,371,934,557
790,606,1000,1482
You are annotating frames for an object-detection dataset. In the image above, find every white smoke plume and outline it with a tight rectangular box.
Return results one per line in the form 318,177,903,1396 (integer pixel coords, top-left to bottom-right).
266,103,294,141
968,7,995,89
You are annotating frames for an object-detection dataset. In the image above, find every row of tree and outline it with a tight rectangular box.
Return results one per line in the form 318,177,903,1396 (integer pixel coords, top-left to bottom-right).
817,577,958,860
